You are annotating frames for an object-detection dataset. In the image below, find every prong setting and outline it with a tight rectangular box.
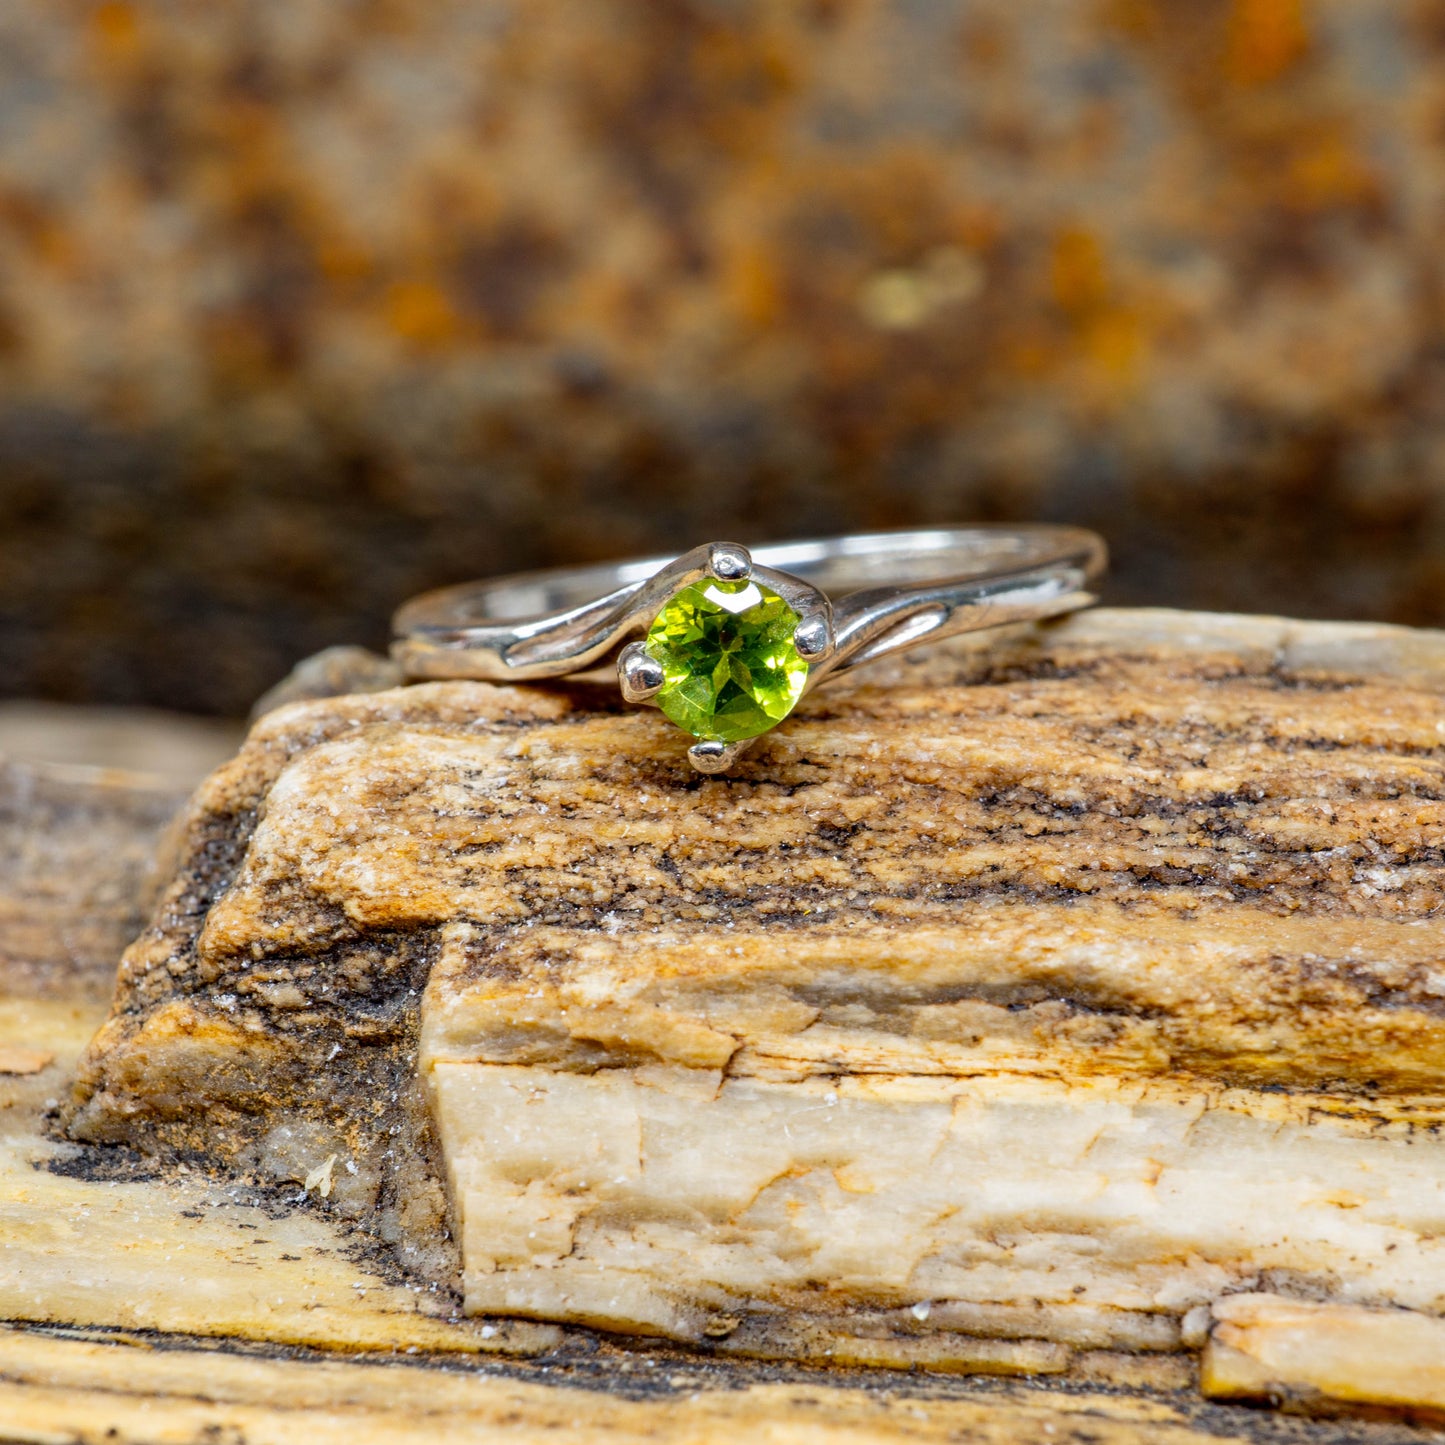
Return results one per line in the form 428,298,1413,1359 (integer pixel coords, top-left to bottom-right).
396,527,1107,764
618,641,665,703
793,612,833,662
687,739,754,773
706,543,752,582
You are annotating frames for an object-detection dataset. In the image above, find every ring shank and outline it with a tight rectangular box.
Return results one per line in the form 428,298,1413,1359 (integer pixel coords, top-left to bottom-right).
393,525,1107,682
397,526,1103,629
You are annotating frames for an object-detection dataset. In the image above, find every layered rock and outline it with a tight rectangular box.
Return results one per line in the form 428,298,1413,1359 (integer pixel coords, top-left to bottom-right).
66,609,1445,1395
0,705,232,1000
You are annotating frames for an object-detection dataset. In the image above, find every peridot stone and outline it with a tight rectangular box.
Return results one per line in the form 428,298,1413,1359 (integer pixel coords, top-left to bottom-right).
644,579,808,742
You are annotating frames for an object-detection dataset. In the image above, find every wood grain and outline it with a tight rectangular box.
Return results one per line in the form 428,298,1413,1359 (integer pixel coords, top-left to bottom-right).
6,610,1444,1435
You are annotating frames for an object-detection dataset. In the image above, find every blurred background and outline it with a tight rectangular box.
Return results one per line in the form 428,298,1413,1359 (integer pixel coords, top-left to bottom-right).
1,0,1443,717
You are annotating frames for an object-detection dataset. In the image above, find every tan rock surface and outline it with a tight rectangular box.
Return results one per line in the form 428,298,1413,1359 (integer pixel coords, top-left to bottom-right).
0,763,179,1002
0,1325,1303,1445
1203,1294,1445,1422
61,608,1445,1419
0,702,241,1001
0,1003,1426,1442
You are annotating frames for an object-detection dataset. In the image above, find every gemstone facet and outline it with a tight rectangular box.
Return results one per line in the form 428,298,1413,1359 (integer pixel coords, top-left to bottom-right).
644,579,808,742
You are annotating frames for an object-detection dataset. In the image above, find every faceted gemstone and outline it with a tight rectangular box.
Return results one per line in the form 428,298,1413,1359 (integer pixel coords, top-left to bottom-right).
644,579,808,742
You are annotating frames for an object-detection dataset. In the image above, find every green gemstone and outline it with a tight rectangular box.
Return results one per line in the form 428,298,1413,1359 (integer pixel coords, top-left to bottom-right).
644,579,808,742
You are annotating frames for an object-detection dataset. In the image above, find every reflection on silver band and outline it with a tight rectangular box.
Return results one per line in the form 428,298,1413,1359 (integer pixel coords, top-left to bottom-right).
393,525,1107,770
396,526,1105,680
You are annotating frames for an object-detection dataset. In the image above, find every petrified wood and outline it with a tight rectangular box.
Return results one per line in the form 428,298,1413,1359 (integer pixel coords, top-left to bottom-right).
0,678,1310,1445
0,745,192,1004
53,607,1445,1430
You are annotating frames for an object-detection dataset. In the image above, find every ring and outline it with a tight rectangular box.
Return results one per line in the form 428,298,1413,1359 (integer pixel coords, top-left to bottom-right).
393,525,1107,772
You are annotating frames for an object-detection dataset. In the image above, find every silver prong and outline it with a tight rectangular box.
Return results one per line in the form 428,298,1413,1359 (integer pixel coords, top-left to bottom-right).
706,543,752,582
687,738,753,773
793,613,833,662
618,641,665,703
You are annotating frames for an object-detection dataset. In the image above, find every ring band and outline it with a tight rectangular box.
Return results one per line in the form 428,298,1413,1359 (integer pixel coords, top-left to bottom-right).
393,525,1107,771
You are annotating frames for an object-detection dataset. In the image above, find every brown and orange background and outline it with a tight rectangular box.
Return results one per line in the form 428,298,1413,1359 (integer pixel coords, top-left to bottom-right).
1,0,1442,713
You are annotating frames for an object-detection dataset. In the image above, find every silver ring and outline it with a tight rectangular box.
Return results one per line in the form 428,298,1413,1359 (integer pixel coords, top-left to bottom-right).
393,524,1107,772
